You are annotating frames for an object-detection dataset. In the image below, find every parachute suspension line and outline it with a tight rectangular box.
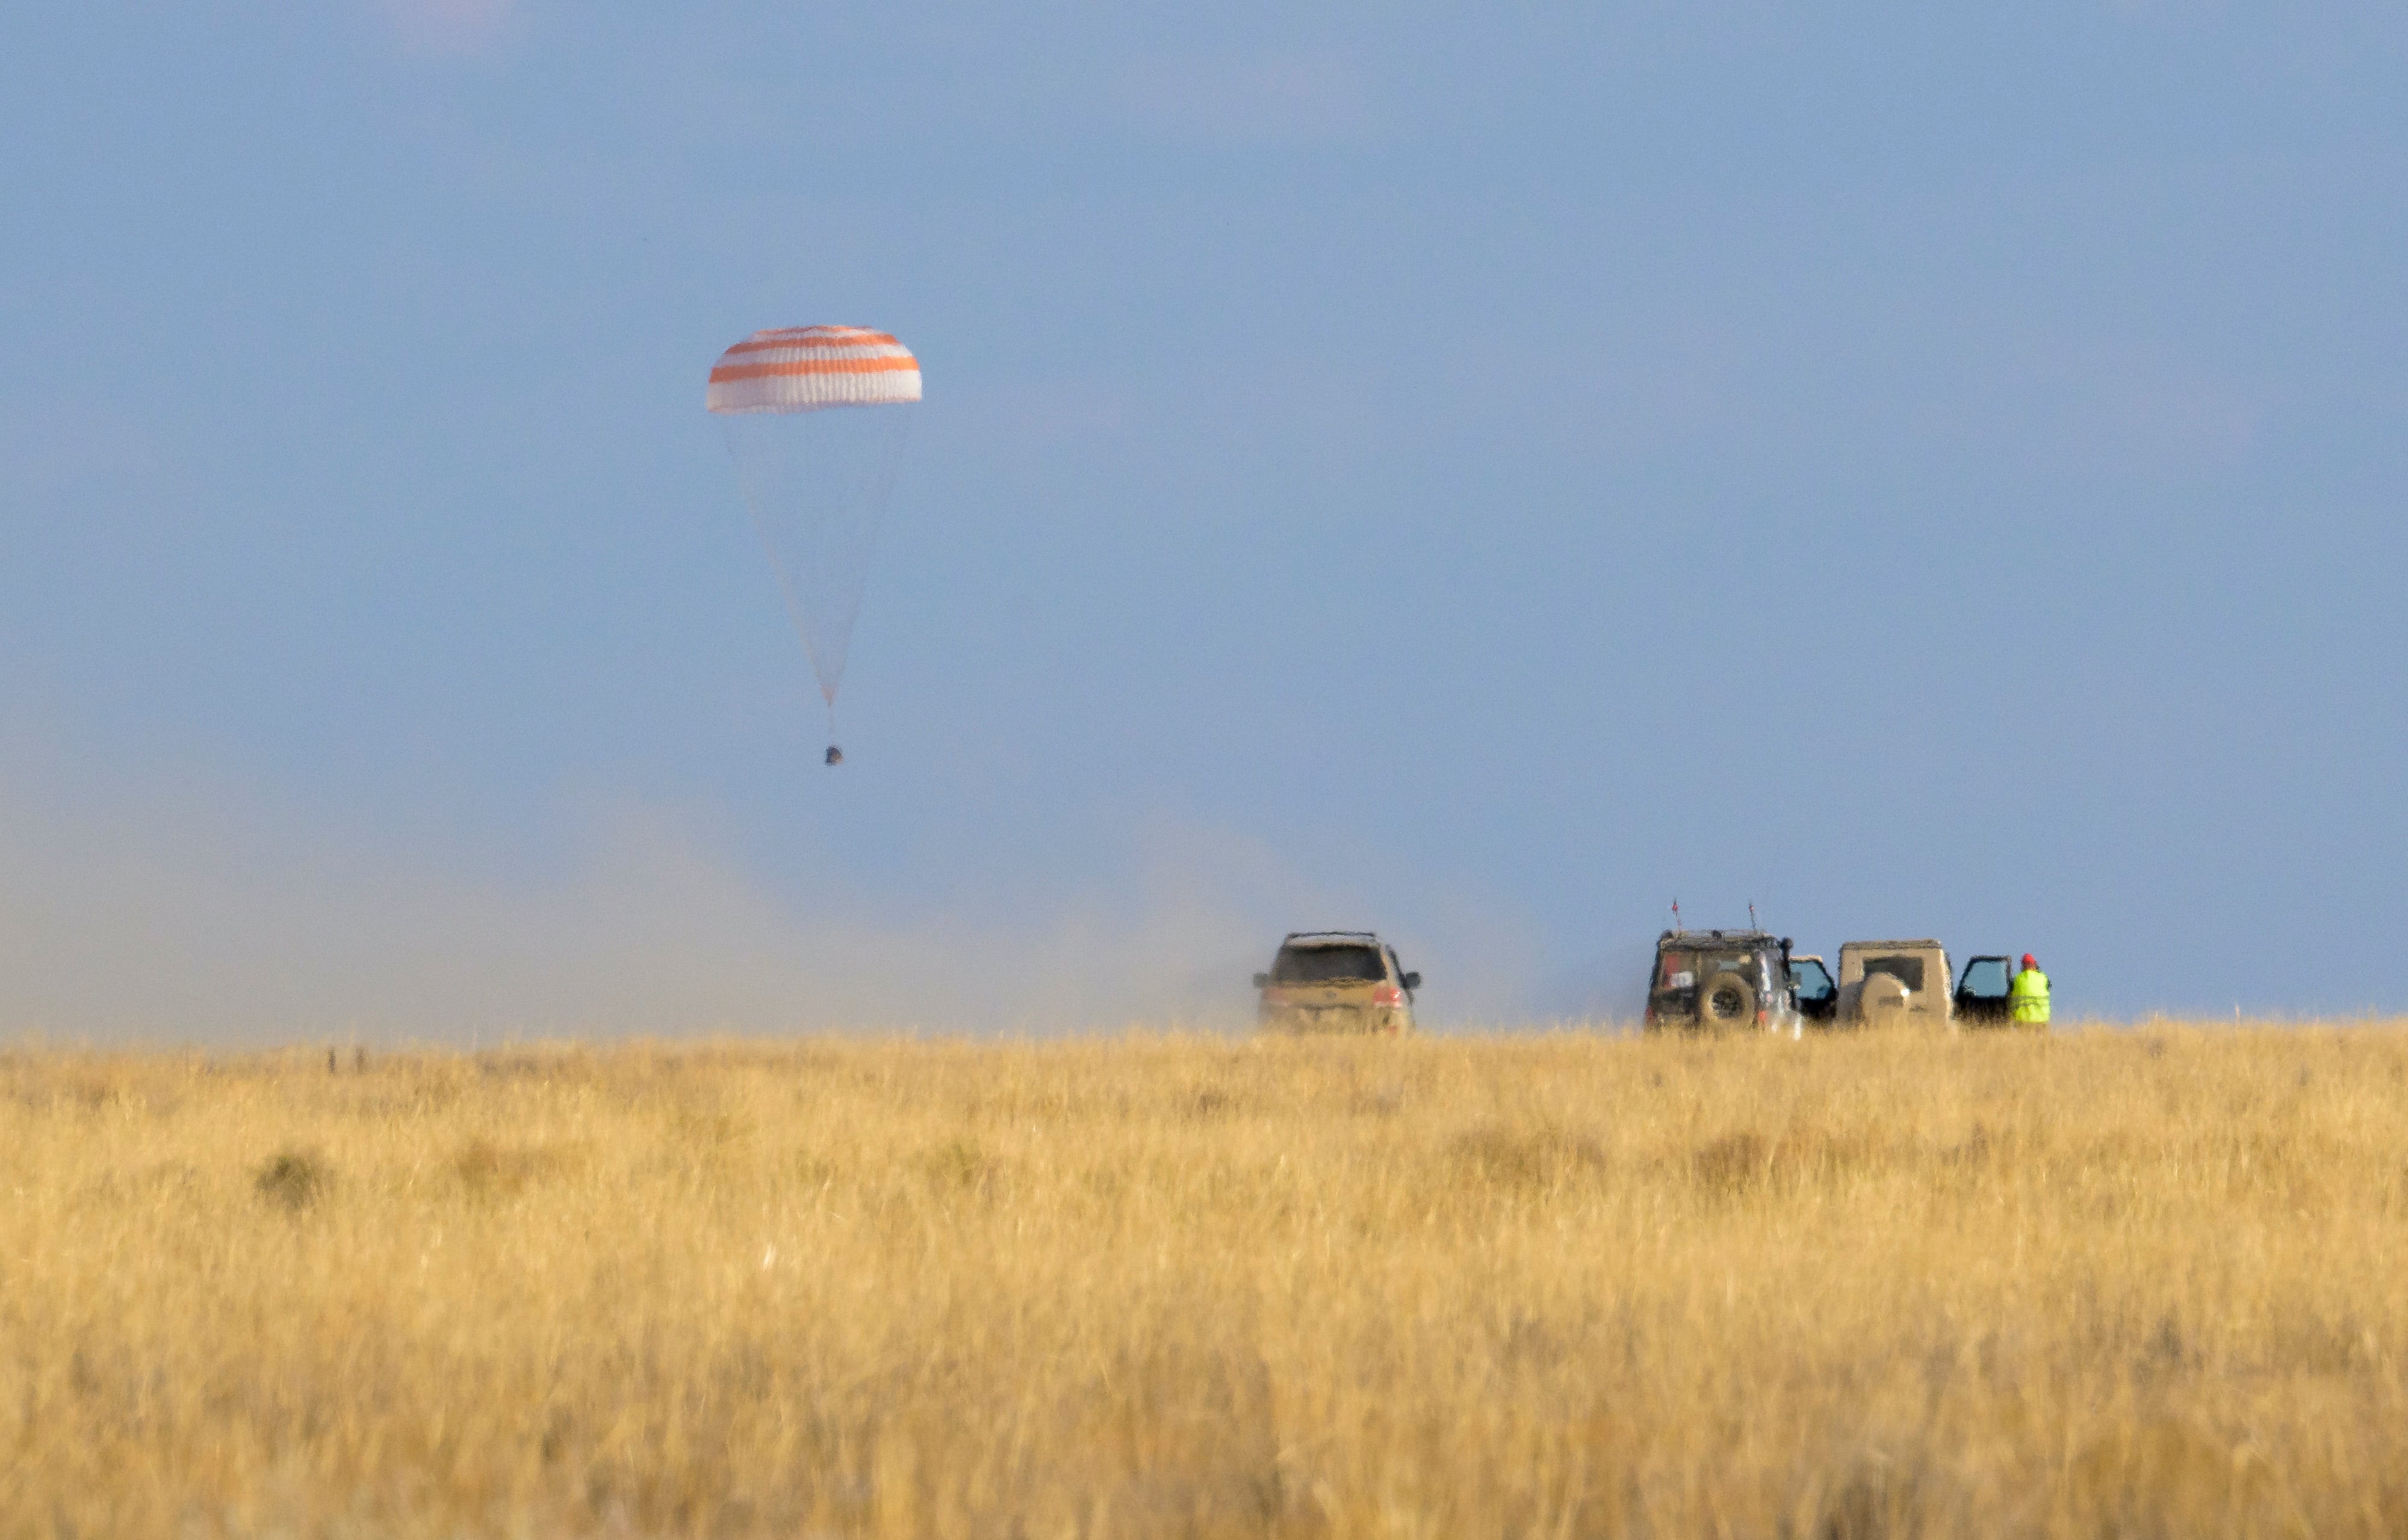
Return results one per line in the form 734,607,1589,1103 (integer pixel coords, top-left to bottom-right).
805,407,911,707
719,405,914,713
736,478,825,685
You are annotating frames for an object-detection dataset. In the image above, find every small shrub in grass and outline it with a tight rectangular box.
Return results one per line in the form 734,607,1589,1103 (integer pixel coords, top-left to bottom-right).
255,1147,330,1212
1690,1130,1772,1197
452,1137,557,1199
922,1137,992,1194
1450,1124,1609,1194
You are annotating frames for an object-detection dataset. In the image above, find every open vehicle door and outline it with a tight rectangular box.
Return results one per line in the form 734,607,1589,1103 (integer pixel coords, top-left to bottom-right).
1953,955,2015,1025
1789,955,1837,1023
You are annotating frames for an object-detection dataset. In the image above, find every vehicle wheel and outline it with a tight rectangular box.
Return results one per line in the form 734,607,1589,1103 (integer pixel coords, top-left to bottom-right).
1699,975,1757,1027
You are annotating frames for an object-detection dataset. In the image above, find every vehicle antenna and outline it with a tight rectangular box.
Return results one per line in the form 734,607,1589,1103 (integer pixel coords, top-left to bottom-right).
1749,902,1758,931
1671,898,1681,933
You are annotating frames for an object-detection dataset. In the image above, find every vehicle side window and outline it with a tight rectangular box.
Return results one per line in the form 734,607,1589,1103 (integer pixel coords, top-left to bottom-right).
1791,960,1835,1002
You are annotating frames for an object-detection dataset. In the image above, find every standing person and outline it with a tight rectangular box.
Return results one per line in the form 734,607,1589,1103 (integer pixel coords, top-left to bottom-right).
2011,953,2051,1028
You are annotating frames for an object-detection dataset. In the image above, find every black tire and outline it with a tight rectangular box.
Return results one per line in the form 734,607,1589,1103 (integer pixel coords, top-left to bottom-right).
1699,973,1757,1027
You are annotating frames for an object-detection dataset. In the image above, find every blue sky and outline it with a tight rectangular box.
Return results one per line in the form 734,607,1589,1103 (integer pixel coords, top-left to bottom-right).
5,2,2406,1036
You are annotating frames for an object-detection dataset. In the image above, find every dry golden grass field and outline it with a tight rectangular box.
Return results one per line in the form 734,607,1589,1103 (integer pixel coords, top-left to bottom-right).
6,1025,2408,1538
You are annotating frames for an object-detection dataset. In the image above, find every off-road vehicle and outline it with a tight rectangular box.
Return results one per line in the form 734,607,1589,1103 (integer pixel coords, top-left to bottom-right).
1835,940,1955,1026
1254,933,1420,1034
1644,930,1804,1033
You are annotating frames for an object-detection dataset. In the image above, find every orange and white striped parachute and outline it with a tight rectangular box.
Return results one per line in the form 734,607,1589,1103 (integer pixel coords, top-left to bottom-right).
707,326,922,415
708,325,922,762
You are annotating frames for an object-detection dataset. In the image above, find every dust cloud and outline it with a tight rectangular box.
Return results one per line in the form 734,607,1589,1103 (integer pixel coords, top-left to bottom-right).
0,739,1536,1045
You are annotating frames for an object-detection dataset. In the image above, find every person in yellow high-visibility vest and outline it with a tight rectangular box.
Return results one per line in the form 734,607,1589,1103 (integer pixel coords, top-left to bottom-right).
2010,953,2050,1028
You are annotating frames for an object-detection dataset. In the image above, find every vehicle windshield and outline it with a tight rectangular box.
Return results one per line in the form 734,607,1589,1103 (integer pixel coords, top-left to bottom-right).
1958,957,2011,999
1272,944,1386,985
1860,955,1926,992
1790,959,1835,1001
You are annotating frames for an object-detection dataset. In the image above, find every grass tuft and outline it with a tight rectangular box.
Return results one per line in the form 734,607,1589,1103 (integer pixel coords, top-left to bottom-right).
1449,1122,1608,1193
450,1137,560,1199
1690,1128,1775,1195
253,1146,330,1212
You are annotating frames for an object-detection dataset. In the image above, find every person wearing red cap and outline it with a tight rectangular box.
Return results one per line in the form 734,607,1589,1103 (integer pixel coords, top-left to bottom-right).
2010,953,2050,1028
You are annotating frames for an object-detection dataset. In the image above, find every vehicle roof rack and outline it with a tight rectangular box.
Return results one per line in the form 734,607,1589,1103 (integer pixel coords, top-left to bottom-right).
1283,930,1380,941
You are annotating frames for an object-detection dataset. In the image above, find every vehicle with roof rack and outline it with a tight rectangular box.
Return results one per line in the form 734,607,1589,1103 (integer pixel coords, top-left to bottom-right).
1644,928,1804,1034
1253,932,1420,1035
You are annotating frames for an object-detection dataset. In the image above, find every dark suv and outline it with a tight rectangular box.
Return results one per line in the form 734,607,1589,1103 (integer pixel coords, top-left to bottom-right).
1643,929,1804,1034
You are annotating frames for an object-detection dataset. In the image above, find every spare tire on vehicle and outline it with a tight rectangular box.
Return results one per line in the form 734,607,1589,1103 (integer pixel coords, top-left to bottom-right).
1857,972,1911,1021
1699,973,1757,1026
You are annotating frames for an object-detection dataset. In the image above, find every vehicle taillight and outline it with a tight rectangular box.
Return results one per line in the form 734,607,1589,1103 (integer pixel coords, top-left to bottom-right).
1756,1008,1768,1026
1372,985,1404,1007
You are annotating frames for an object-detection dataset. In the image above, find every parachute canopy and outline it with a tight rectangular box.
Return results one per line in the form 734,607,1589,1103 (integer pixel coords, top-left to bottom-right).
707,326,922,415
